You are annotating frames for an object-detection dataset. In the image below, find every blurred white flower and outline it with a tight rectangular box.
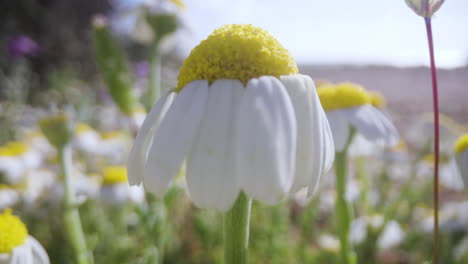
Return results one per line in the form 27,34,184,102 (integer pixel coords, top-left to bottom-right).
318,234,340,253
417,154,464,190
454,236,468,261
0,186,20,210
0,209,50,264
317,83,398,152
48,171,100,205
454,134,468,186
0,142,42,184
378,220,405,250
99,166,145,205
128,24,334,211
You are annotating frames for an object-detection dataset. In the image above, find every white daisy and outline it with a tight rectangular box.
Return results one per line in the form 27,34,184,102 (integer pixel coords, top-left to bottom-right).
0,142,41,185
317,83,398,152
455,134,468,186
99,166,144,205
0,209,50,264
128,24,334,211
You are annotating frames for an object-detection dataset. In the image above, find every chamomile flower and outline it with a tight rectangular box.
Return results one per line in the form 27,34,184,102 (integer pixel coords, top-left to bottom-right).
0,185,20,210
418,153,464,190
0,209,50,264
128,24,334,211
317,83,398,152
454,134,468,186
100,166,144,205
0,142,41,185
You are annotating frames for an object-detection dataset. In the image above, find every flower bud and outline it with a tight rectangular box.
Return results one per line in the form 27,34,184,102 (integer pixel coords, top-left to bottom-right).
404,0,445,18
39,113,73,149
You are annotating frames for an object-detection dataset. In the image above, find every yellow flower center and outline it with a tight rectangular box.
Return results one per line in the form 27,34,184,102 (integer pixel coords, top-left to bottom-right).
422,153,449,164
0,209,28,254
0,142,29,157
100,131,125,140
317,82,371,111
76,123,93,134
455,134,468,154
102,166,128,185
169,0,184,9
176,24,298,91
369,91,386,109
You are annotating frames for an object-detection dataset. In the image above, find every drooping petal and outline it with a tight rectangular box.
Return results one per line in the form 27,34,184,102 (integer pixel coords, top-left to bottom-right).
127,91,175,185
28,236,50,264
144,80,209,195
186,80,244,211
318,107,335,174
235,76,297,204
345,105,398,147
326,110,350,152
281,74,334,193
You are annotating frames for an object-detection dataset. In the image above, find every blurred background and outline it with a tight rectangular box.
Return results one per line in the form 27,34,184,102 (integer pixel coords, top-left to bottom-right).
1,0,468,263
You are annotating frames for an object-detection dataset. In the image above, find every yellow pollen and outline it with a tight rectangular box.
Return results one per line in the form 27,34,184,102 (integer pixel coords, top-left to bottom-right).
369,91,386,109
176,24,298,91
0,209,28,253
100,131,124,140
455,134,468,154
102,166,128,185
169,0,184,9
317,82,371,111
387,140,407,152
422,153,449,164
76,123,93,134
0,142,29,157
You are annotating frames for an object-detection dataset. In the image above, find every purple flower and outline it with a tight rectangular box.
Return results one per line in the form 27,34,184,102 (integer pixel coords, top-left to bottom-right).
7,35,40,58
133,61,149,79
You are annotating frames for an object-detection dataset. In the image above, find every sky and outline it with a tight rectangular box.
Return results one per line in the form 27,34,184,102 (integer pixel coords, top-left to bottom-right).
182,0,468,68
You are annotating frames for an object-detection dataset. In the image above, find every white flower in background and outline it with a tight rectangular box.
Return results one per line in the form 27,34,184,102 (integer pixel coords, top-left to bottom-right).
128,24,334,211
20,131,54,159
109,0,185,44
0,186,20,210
378,221,405,250
454,134,468,186
318,234,340,253
317,83,398,152
0,142,42,185
73,123,100,153
48,171,100,205
21,169,56,207
417,153,464,190
454,236,468,261
0,209,50,264
420,201,468,232
350,214,404,250
100,166,144,205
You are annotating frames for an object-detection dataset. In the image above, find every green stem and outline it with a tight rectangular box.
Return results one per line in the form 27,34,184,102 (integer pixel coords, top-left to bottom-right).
356,156,370,214
224,192,252,264
59,146,92,264
145,42,161,112
335,150,356,264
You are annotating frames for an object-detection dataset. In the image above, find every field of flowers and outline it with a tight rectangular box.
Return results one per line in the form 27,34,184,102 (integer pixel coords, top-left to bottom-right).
1,0,467,264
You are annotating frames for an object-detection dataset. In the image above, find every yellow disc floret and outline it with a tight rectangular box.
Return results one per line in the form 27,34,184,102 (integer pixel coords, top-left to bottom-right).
369,91,386,109
0,209,28,254
177,24,298,90
455,134,468,154
0,142,29,157
317,82,371,111
102,166,128,185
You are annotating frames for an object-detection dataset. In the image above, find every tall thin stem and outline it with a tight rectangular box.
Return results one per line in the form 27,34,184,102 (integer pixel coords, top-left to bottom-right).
224,192,252,264
59,146,92,264
425,17,440,264
335,150,356,264
145,42,161,112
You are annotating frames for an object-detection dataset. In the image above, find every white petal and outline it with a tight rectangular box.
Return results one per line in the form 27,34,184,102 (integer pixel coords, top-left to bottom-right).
345,105,398,147
326,110,350,152
28,237,50,264
235,76,297,204
455,149,468,187
186,80,244,211
127,91,175,185
144,81,209,196
281,75,334,193
320,108,335,173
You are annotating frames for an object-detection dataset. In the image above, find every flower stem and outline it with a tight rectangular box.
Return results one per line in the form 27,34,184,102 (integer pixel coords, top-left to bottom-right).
335,150,356,264
224,192,252,264
145,42,161,112
356,156,370,214
59,146,92,264
425,17,440,264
